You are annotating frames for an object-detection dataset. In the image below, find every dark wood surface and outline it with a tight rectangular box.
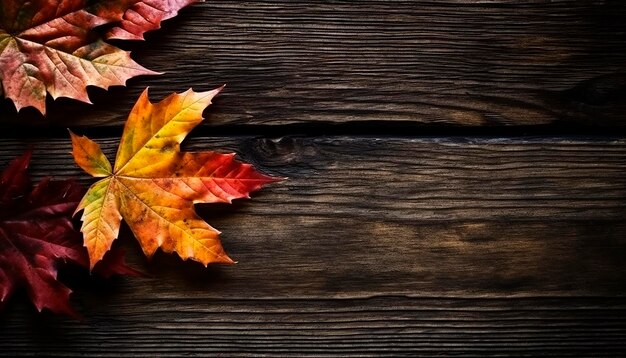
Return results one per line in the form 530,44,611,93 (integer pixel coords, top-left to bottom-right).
1,0,626,128
1,1,626,356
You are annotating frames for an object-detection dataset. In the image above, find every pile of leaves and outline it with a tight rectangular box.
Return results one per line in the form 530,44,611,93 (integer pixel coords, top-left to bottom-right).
0,87,281,317
0,1,283,318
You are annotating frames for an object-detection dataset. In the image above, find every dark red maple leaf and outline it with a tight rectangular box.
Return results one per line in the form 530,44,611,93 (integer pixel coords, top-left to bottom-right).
0,150,139,317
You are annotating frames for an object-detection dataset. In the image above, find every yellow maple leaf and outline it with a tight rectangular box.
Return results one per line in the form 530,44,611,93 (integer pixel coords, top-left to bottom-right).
70,87,281,268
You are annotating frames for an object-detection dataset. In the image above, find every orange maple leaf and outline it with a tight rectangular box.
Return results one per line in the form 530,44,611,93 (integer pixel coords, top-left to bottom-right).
0,0,200,115
70,87,282,268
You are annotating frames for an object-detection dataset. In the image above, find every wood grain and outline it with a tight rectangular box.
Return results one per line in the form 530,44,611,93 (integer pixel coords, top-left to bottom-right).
0,135,625,356
0,136,625,297
1,0,625,127
1,0,625,355
1,297,626,357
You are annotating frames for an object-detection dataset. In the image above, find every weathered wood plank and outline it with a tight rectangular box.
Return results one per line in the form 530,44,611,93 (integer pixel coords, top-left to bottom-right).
0,136,624,298
1,1,625,127
2,297,626,357
1,135,625,355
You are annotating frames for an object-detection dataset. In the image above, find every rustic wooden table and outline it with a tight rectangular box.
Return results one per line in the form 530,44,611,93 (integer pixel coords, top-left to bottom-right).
1,1,626,356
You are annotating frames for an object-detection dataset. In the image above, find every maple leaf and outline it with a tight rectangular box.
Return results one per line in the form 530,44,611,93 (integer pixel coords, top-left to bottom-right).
0,150,139,317
0,0,200,115
70,87,282,268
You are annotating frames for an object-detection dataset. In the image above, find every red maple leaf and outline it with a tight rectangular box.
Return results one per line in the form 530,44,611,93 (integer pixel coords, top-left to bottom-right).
71,88,283,268
0,0,200,115
0,150,139,317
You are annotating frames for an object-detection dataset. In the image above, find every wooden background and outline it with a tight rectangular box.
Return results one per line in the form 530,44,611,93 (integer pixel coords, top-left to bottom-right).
1,1,626,356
